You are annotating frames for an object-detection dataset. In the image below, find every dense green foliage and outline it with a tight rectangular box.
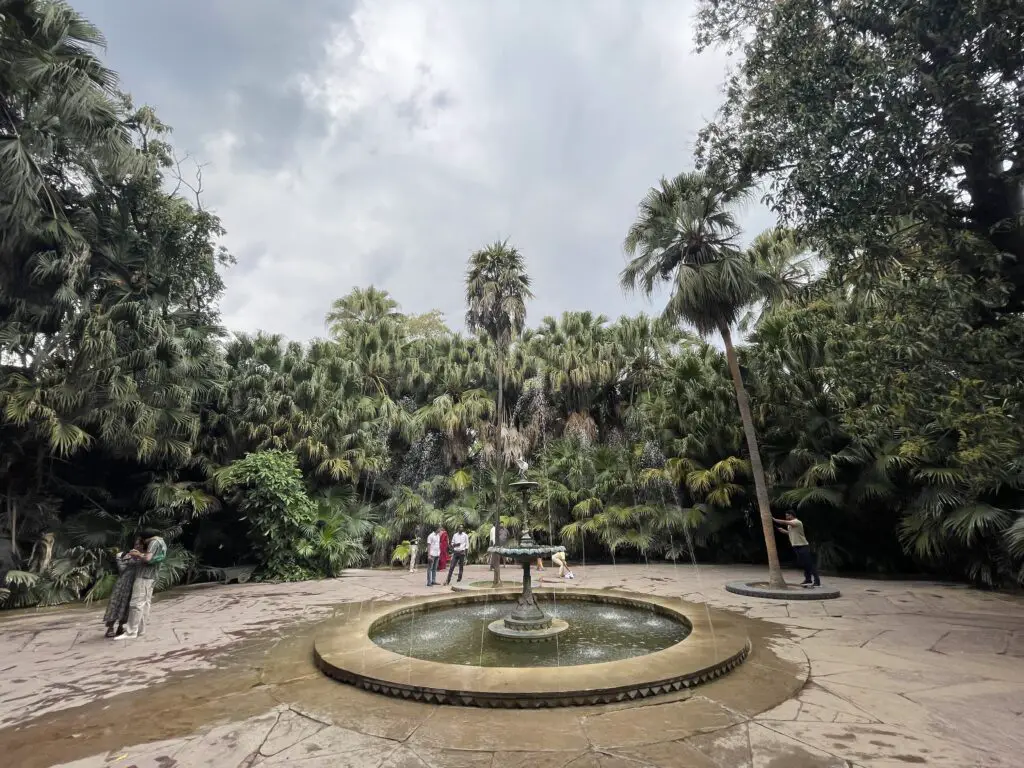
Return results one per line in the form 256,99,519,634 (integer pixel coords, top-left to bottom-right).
2,0,1023,608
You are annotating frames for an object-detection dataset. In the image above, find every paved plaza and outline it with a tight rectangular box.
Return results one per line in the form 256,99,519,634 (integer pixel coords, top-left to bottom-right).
1,563,1023,767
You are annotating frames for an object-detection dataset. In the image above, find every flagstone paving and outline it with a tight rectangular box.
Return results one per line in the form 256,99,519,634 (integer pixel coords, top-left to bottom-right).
1,563,1023,767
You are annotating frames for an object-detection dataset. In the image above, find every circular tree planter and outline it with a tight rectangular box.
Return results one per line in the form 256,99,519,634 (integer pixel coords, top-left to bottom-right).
725,581,841,600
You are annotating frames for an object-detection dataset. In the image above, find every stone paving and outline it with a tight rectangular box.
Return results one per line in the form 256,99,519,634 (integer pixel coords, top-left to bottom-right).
1,563,1023,767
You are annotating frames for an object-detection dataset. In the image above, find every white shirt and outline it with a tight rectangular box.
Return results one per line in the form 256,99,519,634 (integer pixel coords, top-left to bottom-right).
452,532,469,552
426,531,441,557
489,525,496,545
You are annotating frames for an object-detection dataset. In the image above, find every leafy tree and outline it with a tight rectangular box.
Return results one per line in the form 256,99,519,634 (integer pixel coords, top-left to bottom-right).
0,0,143,246
0,2,229,595
694,0,1024,313
217,450,321,581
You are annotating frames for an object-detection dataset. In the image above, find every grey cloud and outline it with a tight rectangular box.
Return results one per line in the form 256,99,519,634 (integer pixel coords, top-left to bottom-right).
75,0,347,160
73,0,777,342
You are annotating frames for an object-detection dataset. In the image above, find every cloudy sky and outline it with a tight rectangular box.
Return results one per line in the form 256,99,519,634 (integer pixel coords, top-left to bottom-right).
75,0,775,341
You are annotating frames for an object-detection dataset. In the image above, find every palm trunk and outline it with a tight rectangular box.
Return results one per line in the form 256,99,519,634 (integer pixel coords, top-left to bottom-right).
493,353,505,586
719,323,785,589
7,496,19,565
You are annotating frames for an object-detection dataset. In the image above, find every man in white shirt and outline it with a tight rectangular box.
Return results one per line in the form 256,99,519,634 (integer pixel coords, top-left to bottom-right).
445,524,470,585
426,525,442,586
773,512,821,587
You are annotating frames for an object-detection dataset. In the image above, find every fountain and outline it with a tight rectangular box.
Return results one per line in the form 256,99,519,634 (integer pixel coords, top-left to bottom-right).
311,479,756,708
485,479,568,641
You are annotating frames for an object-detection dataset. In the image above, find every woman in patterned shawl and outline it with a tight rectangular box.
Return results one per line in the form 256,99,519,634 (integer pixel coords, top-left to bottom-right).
104,536,142,638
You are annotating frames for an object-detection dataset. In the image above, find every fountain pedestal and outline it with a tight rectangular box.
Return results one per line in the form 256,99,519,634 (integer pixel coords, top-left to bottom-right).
487,529,568,642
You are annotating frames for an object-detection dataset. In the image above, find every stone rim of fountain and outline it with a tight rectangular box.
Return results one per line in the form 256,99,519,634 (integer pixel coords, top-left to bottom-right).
312,588,762,708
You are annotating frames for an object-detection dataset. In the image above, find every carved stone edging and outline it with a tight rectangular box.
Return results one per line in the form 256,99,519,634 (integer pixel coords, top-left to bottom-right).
313,589,752,709
724,580,841,600
317,641,750,708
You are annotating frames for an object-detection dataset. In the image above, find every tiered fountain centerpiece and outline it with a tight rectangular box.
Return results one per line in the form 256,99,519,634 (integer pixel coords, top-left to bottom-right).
486,480,568,641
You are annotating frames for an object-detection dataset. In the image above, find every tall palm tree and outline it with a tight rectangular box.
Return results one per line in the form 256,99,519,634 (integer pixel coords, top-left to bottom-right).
465,240,533,585
620,171,810,589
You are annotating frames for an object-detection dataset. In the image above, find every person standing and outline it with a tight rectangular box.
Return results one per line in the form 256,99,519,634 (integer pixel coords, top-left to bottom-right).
773,512,821,587
122,529,167,639
103,537,143,638
445,525,470,585
489,522,508,570
408,528,420,574
438,527,450,573
425,525,441,586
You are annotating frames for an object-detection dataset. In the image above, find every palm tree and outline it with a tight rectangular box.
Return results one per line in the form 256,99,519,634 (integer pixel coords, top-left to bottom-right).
465,240,533,585
1,0,142,245
325,286,402,339
620,171,810,589
529,312,616,445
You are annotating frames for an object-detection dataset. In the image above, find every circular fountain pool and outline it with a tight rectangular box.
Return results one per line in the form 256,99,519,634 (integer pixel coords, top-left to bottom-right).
314,589,752,708
371,598,691,667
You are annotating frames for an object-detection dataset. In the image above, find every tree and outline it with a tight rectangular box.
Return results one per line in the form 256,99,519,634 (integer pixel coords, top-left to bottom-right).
465,240,533,585
0,1,230,589
0,0,143,248
620,171,811,588
754,256,1024,585
216,450,325,581
694,0,1024,314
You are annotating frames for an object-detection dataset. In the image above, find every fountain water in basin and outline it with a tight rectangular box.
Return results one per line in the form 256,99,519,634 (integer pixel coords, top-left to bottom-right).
486,480,568,641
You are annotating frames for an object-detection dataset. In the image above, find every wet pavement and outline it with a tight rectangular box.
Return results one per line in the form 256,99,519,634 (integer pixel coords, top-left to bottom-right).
1,564,1023,767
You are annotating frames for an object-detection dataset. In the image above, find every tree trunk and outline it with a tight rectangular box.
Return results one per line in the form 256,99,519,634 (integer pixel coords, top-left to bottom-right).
719,322,785,589
7,496,19,564
493,353,504,587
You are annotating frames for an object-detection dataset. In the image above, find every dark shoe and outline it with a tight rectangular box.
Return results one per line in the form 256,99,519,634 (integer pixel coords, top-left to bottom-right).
114,626,126,637
813,582,821,587
104,627,116,638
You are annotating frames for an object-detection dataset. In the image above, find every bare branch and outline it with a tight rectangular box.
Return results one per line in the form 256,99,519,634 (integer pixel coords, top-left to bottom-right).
169,151,208,211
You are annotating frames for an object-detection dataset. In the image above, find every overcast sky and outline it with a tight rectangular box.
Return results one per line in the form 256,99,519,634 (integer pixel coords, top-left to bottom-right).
75,0,776,341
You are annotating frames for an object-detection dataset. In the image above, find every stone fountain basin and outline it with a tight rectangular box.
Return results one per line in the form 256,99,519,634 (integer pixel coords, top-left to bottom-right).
313,588,751,708
490,544,565,559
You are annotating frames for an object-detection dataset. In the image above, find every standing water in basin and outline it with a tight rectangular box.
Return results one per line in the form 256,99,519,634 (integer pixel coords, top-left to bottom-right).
370,598,690,667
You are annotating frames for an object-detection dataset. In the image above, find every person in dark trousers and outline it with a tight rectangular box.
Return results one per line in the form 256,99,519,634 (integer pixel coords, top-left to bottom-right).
425,525,441,586
445,524,469,585
773,512,821,587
